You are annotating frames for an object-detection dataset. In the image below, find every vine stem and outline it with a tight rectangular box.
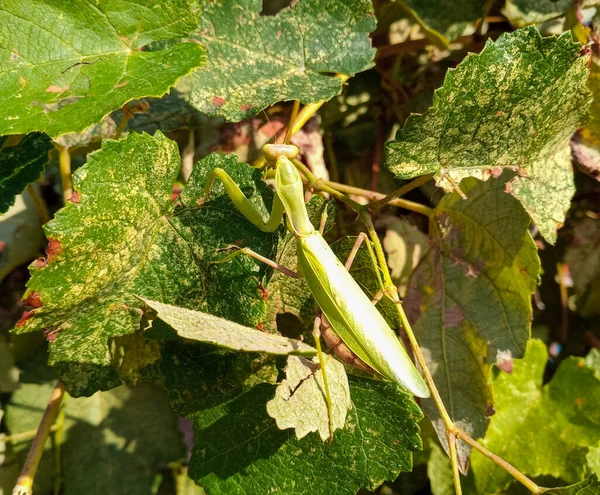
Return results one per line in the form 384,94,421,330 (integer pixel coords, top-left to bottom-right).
13,381,66,495
56,144,73,203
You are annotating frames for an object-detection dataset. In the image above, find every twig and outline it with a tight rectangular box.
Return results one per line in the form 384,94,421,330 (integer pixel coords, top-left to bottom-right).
456,429,542,494
376,33,494,60
25,184,51,224
13,381,66,495
447,431,463,495
367,173,434,211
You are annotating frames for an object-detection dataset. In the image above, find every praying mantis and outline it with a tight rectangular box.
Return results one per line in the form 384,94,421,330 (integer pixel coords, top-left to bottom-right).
204,143,430,439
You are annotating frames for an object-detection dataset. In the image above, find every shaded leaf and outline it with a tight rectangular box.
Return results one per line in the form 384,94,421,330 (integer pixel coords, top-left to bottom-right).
405,176,539,470
564,215,600,317
0,133,52,214
503,0,573,28
471,341,600,493
143,298,316,356
14,133,278,396
5,381,185,495
267,355,351,441
161,339,424,495
385,27,590,244
187,0,376,121
0,1,205,137
0,334,19,392
399,0,487,45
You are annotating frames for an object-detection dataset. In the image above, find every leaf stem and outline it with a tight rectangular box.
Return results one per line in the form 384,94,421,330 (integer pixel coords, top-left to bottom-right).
324,180,433,216
25,184,51,224
367,173,435,211
456,429,542,494
56,144,73,203
13,381,66,495
1,426,59,445
447,431,463,495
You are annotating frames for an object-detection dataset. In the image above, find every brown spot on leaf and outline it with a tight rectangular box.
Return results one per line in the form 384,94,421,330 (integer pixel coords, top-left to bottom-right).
489,167,503,178
575,397,584,406
256,322,264,331
240,103,252,112
33,257,48,269
46,238,62,262
486,405,496,417
16,310,34,328
68,191,81,204
276,30,282,40
444,305,465,327
495,111,503,117
45,85,68,93
505,181,513,195
18,76,27,86
0,240,5,256
171,185,182,202
213,96,226,106
497,358,513,373
25,292,43,308
115,81,129,89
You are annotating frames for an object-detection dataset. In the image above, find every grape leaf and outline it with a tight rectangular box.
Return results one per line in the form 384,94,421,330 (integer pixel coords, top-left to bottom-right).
161,340,424,495
13,133,279,396
503,0,573,28
398,0,488,46
187,0,376,121
543,475,600,495
471,341,600,493
385,27,590,244
404,176,539,470
4,381,185,495
142,298,316,356
0,1,205,137
266,355,351,441
0,133,52,214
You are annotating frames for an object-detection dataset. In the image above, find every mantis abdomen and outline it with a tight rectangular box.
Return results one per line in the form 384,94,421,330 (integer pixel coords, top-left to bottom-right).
297,232,430,399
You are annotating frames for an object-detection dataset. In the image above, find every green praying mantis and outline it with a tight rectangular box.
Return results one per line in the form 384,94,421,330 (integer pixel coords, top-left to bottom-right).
204,143,430,439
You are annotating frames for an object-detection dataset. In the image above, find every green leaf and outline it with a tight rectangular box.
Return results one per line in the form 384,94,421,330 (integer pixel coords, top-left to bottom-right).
266,355,351,441
14,133,278,396
564,215,600,317
503,0,573,28
0,1,205,137
543,475,600,495
143,298,316,356
404,176,539,470
161,339,424,495
5,381,185,495
398,0,488,46
187,0,376,121
0,133,52,214
385,27,590,244
471,341,600,493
